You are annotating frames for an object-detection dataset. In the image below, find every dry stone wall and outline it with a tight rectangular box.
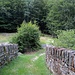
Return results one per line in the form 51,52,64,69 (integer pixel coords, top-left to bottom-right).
0,43,18,68
46,45,75,75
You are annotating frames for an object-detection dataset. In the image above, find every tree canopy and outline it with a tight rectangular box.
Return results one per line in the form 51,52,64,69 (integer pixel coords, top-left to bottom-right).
0,0,75,35
0,0,25,32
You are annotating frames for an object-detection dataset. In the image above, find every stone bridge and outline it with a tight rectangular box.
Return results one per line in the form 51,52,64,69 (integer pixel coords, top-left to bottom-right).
0,43,18,68
46,45,75,75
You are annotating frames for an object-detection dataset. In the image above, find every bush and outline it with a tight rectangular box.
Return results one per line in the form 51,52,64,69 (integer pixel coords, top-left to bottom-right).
12,22,41,52
56,30,75,49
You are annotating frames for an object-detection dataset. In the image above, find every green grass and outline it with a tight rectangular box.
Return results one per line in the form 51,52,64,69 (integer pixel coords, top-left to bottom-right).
40,34,54,45
40,34,62,47
0,49,52,75
0,33,15,43
0,33,54,75
0,33,55,45
1,31,73,75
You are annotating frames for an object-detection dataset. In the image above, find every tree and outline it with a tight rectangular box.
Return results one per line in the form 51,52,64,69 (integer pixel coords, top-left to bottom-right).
24,0,50,33
46,0,75,35
11,22,41,52
24,0,34,22
0,0,25,32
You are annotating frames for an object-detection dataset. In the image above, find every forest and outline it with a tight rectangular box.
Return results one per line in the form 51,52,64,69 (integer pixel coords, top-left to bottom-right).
0,0,75,34
0,0,75,51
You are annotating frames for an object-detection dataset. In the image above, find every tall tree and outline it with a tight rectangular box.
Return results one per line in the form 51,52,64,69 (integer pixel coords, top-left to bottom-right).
24,0,50,33
46,0,75,35
0,0,25,32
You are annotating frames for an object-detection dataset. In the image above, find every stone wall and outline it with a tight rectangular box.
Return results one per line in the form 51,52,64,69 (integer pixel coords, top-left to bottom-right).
0,43,18,68
46,45,75,75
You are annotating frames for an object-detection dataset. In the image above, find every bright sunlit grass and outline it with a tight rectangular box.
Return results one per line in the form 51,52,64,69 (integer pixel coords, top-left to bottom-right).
40,34,54,45
0,33,15,43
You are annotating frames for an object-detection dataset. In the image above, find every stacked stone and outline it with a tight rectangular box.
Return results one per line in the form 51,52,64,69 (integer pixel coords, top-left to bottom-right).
0,44,18,68
46,45,75,75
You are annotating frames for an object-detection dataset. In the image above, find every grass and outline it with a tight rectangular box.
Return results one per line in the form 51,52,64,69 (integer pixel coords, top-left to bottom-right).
0,31,74,74
0,33,55,45
40,34,62,47
40,34,54,45
0,33,15,43
0,33,54,75
0,49,52,75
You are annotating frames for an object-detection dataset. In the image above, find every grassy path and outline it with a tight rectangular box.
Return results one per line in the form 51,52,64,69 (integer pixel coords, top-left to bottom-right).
0,33,53,75
0,49,52,75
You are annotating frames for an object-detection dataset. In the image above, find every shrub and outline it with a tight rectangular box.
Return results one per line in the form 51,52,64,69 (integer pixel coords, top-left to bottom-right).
12,22,41,52
56,30,75,49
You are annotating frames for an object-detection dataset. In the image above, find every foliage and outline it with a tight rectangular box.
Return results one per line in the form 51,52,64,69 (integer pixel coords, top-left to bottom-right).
0,0,25,32
0,0,50,33
0,0,75,36
24,0,50,34
56,30,75,49
12,22,41,52
46,0,75,35
24,0,34,22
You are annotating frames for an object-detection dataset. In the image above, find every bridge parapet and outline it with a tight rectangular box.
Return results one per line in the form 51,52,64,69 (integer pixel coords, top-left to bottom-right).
46,45,75,75
0,43,18,68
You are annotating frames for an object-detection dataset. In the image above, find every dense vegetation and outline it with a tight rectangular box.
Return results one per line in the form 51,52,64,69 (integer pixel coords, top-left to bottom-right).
0,0,75,34
0,0,25,32
54,30,75,50
12,22,41,52
46,0,75,35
